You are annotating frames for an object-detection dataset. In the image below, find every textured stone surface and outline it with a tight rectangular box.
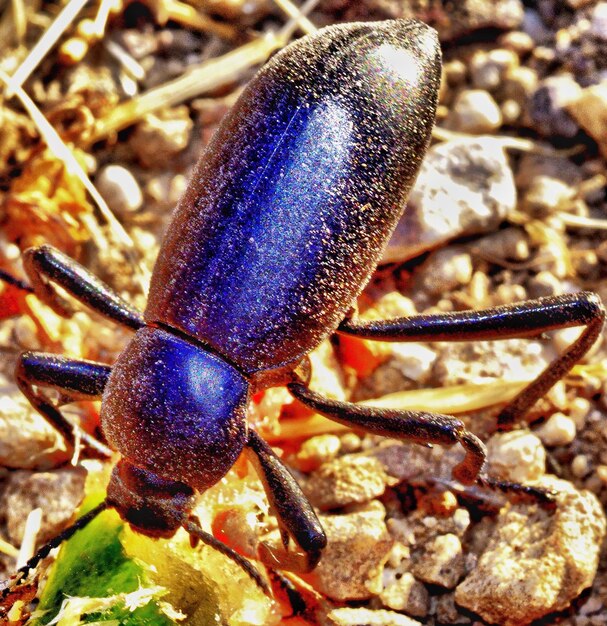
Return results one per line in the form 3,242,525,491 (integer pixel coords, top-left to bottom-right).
303,503,393,601
303,454,393,511
487,430,546,483
455,478,606,625
383,137,516,263
3,466,87,544
322,607,422,626
411,533,465,589
0,379,67,470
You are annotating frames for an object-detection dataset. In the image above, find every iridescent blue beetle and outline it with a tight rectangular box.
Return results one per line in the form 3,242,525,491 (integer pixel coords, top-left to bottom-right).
5,19,604,593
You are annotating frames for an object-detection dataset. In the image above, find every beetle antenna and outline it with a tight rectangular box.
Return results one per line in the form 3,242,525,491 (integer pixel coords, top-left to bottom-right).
0,268,33,294
0,500,109,600
182,516,271,596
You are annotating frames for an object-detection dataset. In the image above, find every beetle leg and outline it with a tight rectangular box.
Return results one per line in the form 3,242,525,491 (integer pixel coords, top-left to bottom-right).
246,429,327,572
338,292,605,429
22,245,144,330
16,351,113,458
287,381,556,506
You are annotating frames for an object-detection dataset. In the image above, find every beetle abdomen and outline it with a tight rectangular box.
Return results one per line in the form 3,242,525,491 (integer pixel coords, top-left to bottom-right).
145,19,441,376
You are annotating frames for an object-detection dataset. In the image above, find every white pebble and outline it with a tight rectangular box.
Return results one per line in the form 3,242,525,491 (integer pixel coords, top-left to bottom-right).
569,397,590,429
536,413,577,446
487,431,545,483
571,454,591,478
591,3,607,40
97,165,143,216
449,89,503,133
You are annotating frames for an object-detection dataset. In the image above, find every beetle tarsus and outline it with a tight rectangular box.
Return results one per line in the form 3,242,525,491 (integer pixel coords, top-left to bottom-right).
476,475,558,509
288,381,558,508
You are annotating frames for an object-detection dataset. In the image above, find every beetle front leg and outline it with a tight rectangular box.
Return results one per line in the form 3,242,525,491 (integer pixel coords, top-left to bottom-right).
287,381,555,506
23,245,144,330
338,292,605,429
16,351,113,458
246,429,327,572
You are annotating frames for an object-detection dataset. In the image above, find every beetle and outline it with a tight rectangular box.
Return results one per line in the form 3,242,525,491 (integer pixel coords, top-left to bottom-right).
2,18,605,600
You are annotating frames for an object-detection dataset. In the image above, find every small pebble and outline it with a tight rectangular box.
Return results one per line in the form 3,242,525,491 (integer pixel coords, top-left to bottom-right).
487,431,546,483
571,454,591,479
444,59,467,86
436,593,472,624
379,572,429,617
521,175,575,217
416,247,473,296
59,37,88,65
448,89,503,134
303,454,392,510
536,413,577,446
590,3,607,40
498,31,535,55
3,467,87,544
595,465,607,484
474,228,530,261
384,137,516,262
303,503,393,601
526,271,562,298
569,397,590,429
323,607,422,626
0,382,66,470
499,65,539,106
469,49,519,91
291,434,341,472
522,9,553,44
567,81,607,159
130,106,193,168
411,534,465,589
389,342,438,383
455,478,606,625
96,165,143,216
339,433,362,453
529,76,582,138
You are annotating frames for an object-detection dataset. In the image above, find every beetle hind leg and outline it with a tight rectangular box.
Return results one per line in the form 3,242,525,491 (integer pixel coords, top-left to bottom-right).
338,292,605,429
288,381,556,507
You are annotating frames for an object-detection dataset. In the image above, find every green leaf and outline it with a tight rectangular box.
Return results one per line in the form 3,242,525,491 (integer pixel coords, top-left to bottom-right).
32,496,175,625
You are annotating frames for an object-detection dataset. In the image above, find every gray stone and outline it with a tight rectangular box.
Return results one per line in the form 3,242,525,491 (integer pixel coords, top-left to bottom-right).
411,533,465,589
383,137,516,263
455,478,606,626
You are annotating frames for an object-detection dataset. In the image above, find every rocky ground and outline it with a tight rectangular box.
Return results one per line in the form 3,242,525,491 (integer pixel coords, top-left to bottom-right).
0,0,607,625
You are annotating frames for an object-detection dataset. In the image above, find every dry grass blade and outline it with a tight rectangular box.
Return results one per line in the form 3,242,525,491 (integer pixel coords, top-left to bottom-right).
16,508,42,570
6,0,89,96
148,0,239,41
558,213,607,231
11,0,27,42
90,0,320,141
0,70,151,292
272,0,317,35
90,34,284,142
271,379,532,441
